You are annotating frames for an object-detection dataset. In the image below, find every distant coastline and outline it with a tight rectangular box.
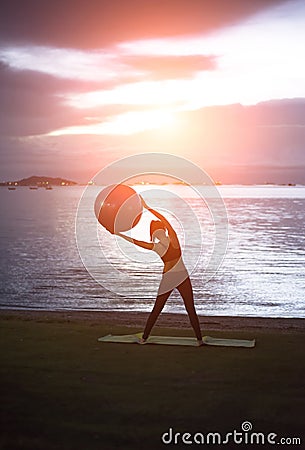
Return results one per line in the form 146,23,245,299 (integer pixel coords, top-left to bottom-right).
0,175,302,187
0,175,77,187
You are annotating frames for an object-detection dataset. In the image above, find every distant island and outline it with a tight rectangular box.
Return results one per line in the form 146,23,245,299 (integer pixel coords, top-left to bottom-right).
0,176,78,187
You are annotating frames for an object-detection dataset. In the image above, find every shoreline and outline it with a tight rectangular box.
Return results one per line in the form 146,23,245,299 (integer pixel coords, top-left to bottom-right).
1,308,304,332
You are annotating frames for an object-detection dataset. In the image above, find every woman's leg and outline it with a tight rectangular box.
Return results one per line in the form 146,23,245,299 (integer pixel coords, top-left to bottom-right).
177,276,202,341
142,289,172,340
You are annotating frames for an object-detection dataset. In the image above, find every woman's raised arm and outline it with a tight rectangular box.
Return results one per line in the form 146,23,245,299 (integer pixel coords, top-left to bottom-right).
141,196,179,244
116,232,154,250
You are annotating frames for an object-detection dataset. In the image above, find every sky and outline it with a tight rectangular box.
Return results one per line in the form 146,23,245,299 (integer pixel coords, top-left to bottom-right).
0,0,305,184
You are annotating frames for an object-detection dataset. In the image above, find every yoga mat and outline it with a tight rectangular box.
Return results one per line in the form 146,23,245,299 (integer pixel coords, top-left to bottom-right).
98,333,255,348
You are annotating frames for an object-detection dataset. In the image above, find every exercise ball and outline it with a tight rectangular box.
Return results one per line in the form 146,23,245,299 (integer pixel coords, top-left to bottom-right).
94,184,143,233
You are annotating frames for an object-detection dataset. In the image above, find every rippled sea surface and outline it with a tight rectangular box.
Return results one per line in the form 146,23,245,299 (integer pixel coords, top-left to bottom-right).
0,185,304,318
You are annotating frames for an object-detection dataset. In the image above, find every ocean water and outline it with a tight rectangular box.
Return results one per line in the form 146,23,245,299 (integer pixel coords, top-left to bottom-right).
0,185,304,318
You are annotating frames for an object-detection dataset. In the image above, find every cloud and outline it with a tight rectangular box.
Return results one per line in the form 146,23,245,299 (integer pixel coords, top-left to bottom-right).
0,0,287,49
1,0,304,140
0,45,216,86
121,55,216,80
1,99,305,184
0,46,138,82
0,0,304,184
248,99,305,127
0,64,87,136
0,134,126,183
0,52,218,143
0,62,185,136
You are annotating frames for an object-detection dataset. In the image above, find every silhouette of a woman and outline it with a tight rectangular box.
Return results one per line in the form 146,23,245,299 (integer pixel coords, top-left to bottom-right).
116,197,203,346
115,196,203,346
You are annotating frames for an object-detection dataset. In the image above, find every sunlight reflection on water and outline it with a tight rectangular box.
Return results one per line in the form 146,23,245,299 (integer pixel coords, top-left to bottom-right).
0,185,304,317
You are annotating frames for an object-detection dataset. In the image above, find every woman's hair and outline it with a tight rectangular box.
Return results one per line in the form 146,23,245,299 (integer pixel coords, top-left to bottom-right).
150,220,166,241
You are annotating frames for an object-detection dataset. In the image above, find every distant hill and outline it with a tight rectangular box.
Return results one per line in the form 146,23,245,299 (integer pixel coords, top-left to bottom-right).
0,176,77,186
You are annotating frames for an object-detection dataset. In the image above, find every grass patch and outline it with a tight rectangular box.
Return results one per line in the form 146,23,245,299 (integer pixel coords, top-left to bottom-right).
0,318,304,449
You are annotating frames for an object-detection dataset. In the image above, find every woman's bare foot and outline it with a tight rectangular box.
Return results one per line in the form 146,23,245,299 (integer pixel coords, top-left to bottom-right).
197,339,204,347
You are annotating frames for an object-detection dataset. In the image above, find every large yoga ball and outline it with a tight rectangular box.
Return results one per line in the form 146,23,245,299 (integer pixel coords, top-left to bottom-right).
94,184,143,233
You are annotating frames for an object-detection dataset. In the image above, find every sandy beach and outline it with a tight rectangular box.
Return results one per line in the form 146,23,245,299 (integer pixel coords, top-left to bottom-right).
1,308,305,333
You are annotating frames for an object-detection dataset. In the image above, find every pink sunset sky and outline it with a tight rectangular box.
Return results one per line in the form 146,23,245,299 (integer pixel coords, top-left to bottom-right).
0,0,305,184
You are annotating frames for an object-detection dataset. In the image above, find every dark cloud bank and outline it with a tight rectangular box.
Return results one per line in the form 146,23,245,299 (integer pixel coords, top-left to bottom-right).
0,0,287,49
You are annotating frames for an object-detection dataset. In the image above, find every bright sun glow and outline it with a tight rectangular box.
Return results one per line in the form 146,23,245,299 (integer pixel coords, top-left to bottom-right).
62,79,194,109
48,109,176,136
